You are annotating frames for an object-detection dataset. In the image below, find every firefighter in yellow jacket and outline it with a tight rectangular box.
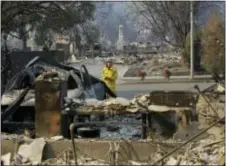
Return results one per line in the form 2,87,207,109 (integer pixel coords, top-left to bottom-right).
102,60,118,94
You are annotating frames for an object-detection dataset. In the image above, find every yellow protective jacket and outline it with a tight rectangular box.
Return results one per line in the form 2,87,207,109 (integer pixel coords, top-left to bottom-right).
101,66,118,93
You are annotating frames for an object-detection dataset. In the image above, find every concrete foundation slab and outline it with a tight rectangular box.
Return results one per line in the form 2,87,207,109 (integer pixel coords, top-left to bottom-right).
1,139,184,164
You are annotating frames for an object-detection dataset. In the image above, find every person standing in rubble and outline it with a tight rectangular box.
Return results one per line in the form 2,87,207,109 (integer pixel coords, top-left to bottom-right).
102,60,118,95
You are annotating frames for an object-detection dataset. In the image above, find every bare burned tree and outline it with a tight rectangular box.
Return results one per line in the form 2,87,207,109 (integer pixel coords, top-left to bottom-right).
1,2,58,90
1,1,96,92
2,1,95,49
129,1,199,48
128,1,224,48
64,21,100,58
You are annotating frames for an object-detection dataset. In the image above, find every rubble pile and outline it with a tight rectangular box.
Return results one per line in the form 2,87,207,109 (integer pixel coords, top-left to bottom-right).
146,138,225,166
1,132,224,165
64,94,151,114
123,52,188,77
157,53,182,65
1,87,225,165
67,94,192,115
196,93,225,125
1,136,108,165
144,57,184,76
41,157,108,165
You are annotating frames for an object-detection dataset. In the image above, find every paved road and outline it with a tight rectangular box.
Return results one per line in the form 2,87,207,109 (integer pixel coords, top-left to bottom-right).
70,62,128,80
116,82,215,99
70,61,215,99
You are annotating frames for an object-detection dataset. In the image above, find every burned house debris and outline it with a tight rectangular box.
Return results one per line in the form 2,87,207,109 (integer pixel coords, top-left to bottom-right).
1,55,116,132
1,55,225,165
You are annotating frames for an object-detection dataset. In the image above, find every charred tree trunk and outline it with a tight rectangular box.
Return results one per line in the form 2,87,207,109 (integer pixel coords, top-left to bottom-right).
77,47,82,57
22,36,27,51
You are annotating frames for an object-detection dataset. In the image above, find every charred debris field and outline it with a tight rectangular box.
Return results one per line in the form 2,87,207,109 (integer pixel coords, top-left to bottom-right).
1,66,225,165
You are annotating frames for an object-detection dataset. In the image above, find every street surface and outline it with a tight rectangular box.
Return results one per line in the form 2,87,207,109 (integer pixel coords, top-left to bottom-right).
72,61,215,99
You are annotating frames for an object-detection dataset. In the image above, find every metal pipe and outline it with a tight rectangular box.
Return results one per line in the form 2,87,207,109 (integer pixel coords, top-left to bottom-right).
69,123,78,165
25,56,40,68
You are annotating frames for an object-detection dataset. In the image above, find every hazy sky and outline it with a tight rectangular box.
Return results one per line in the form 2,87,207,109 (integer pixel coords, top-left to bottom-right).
95,2,139,44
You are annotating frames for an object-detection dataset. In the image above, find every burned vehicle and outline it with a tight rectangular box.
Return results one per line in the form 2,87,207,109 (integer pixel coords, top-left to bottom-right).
1,56,116,136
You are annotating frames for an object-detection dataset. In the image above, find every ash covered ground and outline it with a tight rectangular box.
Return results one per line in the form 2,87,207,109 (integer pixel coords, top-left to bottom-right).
99,115,142,139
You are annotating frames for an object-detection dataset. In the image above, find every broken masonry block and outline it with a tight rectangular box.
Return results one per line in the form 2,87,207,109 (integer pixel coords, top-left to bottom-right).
35,71,67,137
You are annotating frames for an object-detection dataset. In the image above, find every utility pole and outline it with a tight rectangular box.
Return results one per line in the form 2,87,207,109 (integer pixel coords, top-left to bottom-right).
91,44,94,58
190,0,194,79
